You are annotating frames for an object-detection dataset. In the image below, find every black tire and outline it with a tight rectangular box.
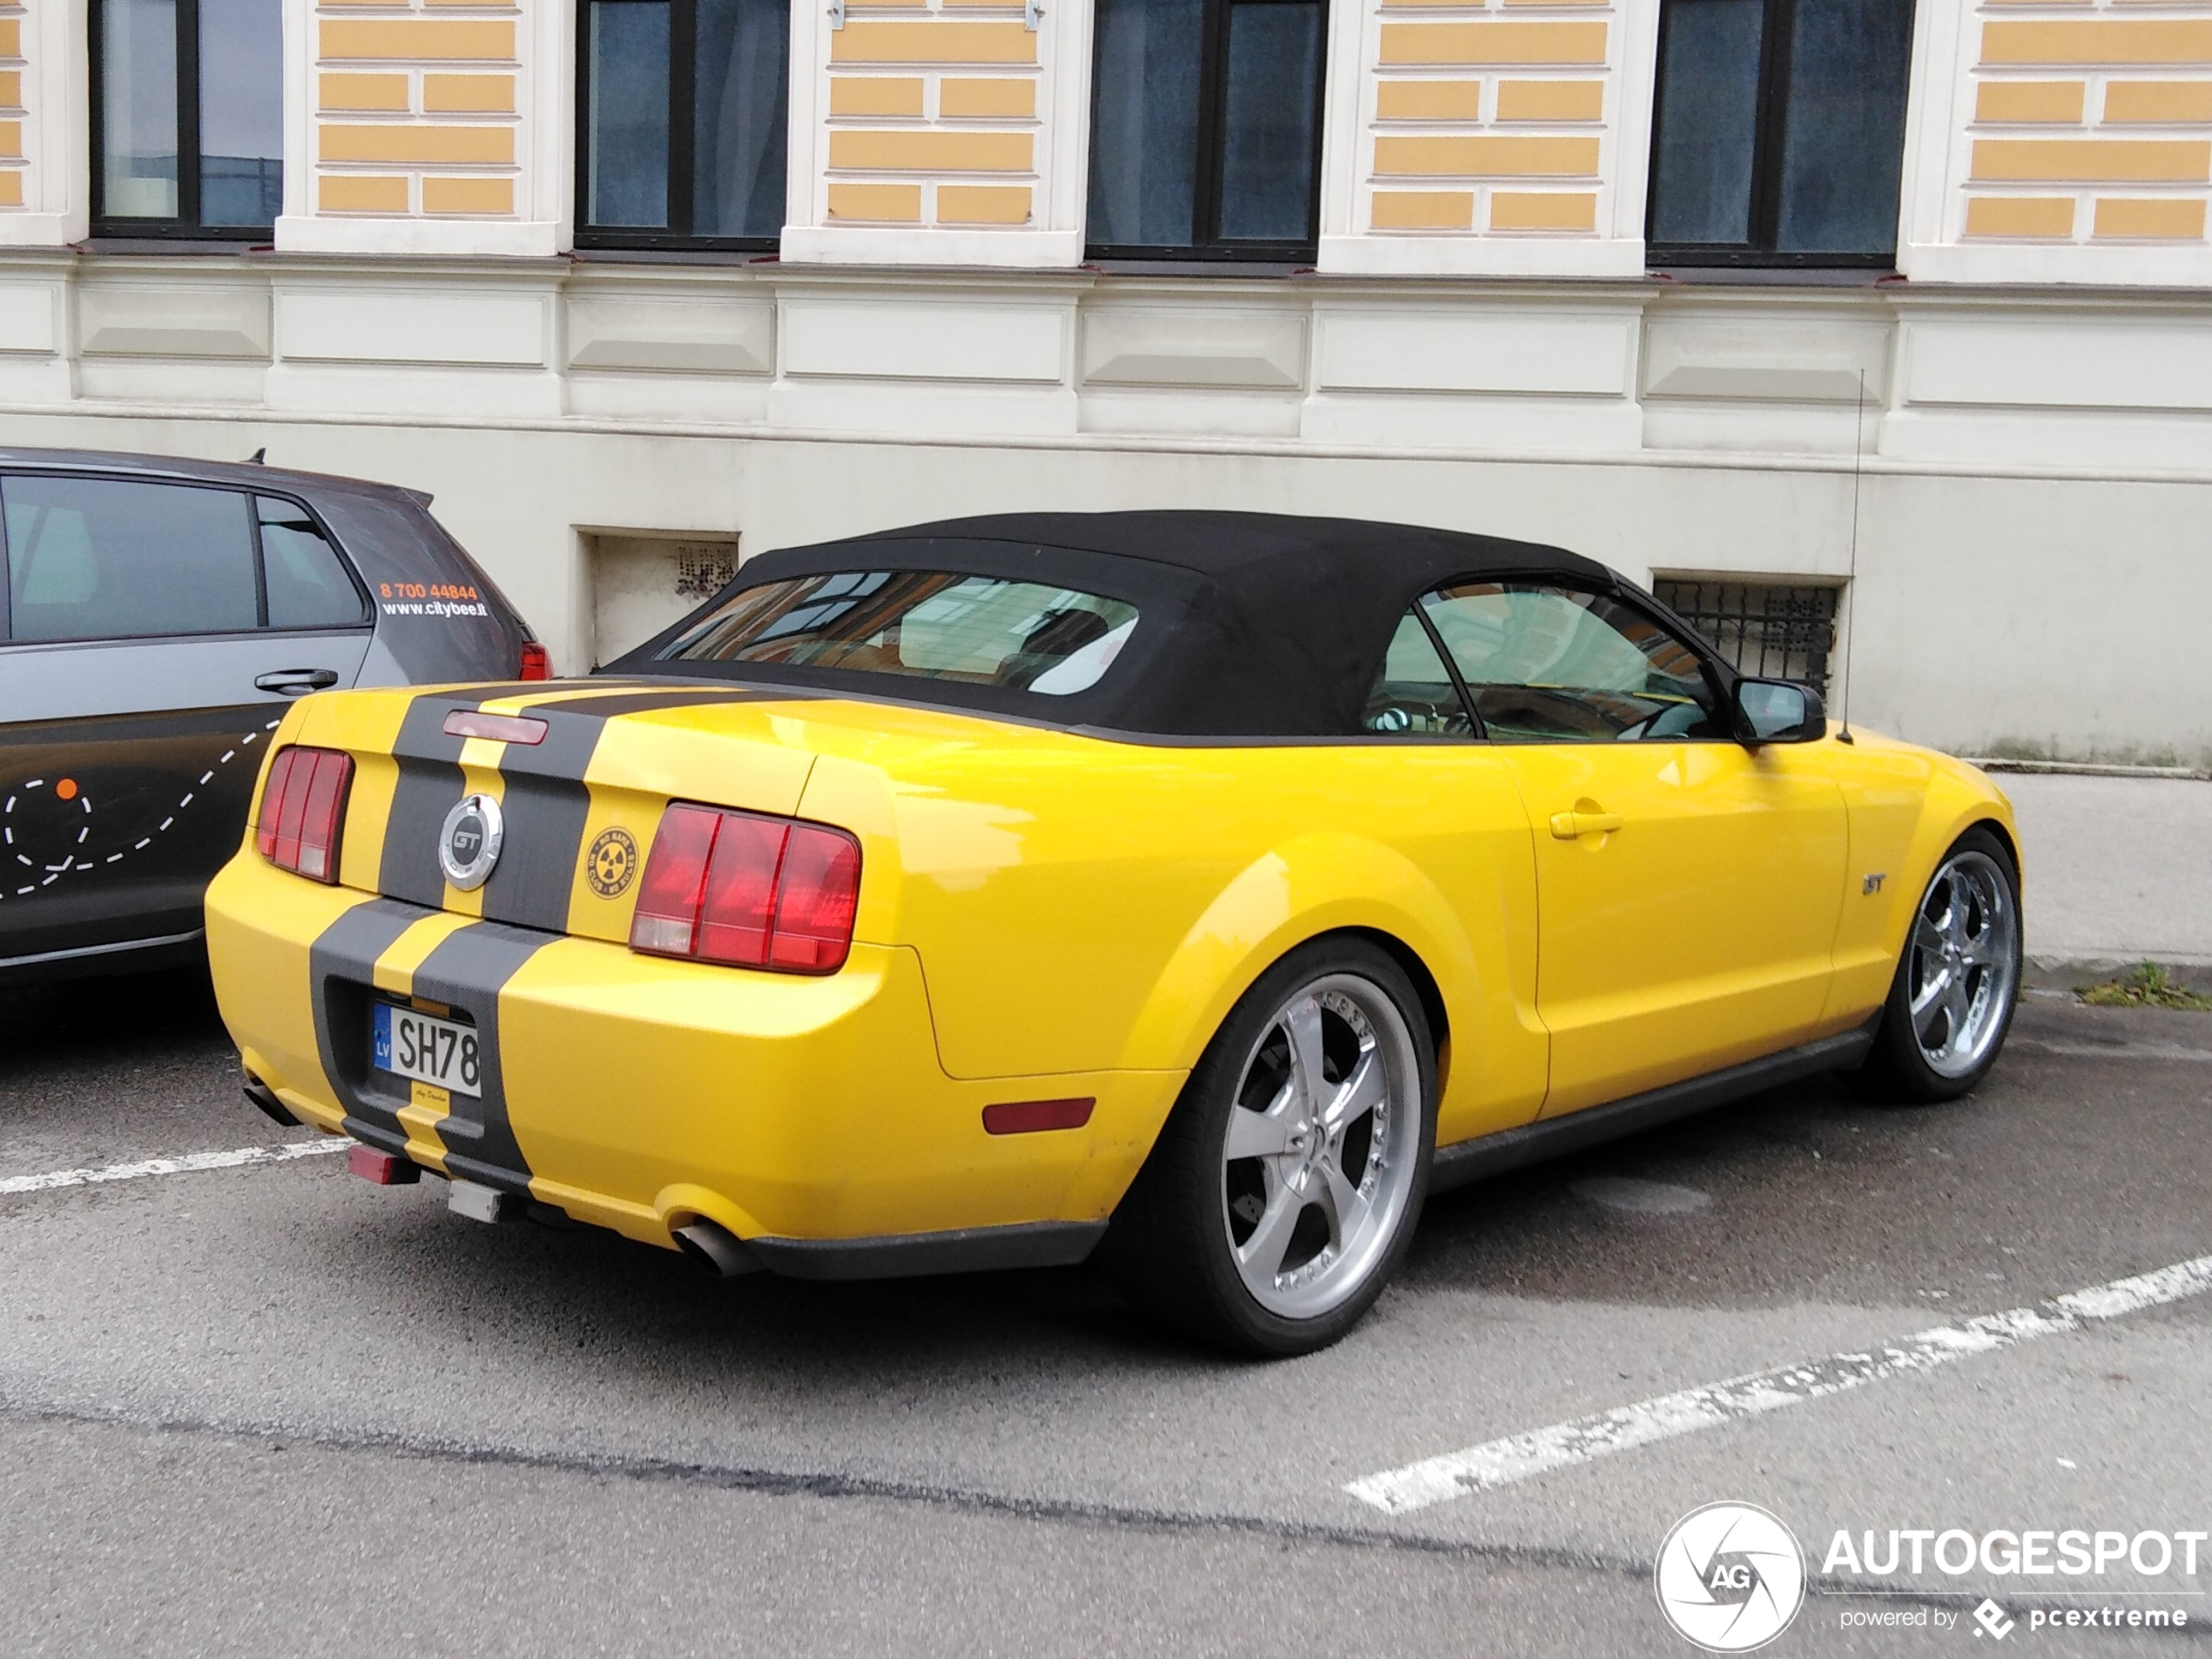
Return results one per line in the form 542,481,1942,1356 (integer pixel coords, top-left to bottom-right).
1098,936,1437,1358
1851,826,2022,1104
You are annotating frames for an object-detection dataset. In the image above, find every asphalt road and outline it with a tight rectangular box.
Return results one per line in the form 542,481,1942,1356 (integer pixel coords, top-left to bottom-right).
3,968,2209,1657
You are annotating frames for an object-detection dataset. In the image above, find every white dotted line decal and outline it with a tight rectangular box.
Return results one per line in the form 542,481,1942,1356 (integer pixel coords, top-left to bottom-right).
3,718,282,900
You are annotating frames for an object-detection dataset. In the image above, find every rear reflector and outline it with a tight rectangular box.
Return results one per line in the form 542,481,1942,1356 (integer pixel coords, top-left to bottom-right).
442,710,549,745
631,802,862,974
981,1098,1096,1136
257,745,352,882
347,1143,420,1185
518,642,551,680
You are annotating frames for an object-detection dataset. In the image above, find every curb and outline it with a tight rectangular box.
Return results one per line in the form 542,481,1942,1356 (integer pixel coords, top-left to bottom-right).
1959,758,2210,782
2023,954,2212,995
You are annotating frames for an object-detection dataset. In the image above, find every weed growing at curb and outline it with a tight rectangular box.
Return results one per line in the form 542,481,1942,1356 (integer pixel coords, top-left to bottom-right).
2080,963,2212,1011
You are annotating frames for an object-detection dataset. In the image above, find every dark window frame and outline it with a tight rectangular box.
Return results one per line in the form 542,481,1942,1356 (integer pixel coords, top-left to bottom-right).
1643,0,1912,271
1083,0,1329,264
0,472,370,645
573,0,785,253
89,0,276,240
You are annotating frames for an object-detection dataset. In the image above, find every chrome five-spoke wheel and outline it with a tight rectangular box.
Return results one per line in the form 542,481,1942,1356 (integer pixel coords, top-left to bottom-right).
1218,973,1424,1323
1905,846,2020,1080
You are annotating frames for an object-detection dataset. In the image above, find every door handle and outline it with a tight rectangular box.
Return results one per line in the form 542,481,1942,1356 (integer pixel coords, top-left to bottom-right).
255,669,341,696
1549,810,1624,840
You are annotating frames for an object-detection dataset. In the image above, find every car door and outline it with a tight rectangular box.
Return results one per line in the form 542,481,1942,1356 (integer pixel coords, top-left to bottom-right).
1418,579,1849,1117
0,474,372,969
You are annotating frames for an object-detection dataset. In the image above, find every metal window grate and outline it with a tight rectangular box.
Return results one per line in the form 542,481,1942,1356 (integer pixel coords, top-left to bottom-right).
1654,579,1840,695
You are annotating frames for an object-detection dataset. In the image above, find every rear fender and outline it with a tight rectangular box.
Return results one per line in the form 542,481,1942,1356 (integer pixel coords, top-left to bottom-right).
1115,833,1479,1076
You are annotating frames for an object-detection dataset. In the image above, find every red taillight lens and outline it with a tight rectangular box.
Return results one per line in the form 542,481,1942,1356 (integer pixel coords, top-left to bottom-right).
517,642,551,680
630,804,861,974
256,745,353,883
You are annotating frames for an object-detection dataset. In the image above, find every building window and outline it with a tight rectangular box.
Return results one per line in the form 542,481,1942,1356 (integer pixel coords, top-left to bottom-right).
92,0,284,235
1652,577,1840,694
1645,0,1916,267
578,0,790,249
1086,0,1327,260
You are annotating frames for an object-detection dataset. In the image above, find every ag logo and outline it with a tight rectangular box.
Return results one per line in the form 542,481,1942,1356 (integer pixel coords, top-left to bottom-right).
586,826,637,898
1654,1502,1805,1652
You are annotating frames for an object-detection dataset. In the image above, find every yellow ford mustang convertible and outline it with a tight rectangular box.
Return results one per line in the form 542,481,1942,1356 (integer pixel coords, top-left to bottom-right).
208,512,2021,1354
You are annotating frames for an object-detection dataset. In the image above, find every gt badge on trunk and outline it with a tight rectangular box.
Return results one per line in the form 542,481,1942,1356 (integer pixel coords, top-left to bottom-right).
439,793,503,890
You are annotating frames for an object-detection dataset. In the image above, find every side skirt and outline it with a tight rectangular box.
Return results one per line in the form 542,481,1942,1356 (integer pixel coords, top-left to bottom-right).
746,1220,1109,1281
1430,1024,1879,1195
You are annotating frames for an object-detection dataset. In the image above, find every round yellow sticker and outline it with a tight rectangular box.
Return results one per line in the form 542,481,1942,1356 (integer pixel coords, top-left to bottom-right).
586,827,638,898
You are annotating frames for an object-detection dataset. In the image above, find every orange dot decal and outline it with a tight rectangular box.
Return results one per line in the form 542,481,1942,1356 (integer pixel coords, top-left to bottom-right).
55,779,78,800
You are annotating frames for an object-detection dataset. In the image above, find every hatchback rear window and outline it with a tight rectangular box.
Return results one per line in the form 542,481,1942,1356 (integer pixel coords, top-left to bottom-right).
660,571,1140,696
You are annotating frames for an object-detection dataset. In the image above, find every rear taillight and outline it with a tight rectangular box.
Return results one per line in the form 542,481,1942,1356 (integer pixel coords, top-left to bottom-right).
256,745,353,883
517,642,551,680
630,803,861,974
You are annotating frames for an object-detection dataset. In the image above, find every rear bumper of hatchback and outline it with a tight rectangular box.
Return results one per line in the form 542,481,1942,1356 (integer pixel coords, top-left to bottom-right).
205,851,1181,1265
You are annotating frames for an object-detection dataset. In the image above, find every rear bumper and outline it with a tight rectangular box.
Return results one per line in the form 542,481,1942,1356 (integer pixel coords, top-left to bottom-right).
205,852,1182,1258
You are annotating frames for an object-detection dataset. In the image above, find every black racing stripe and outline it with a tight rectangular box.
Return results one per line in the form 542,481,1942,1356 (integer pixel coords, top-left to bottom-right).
307,897,430,1153
378,694,477,907
478,710,601,932
408,921,557,1194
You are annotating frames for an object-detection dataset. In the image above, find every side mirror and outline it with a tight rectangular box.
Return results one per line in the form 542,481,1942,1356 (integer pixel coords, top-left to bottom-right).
1733,678,1825,744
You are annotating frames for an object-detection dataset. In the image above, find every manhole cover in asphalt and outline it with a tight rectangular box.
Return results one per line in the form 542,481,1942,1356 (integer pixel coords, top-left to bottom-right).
1568,1176,1713,1216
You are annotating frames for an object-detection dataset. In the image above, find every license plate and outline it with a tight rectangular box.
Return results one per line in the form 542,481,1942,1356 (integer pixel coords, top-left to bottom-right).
371,1001,482,1098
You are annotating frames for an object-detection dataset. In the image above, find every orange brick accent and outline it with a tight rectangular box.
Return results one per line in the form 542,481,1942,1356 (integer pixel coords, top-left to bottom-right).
1494,78,1604,121
1982,20,2212,65
2093,194,2209,235
314,1,523,224
1374,134,1601,177
827,182,924,221
935,184,1031,222
422,73,516,112
1379,21,1608,65
939,77,1035,118
1971,137,2210,181
320,72,412,111
320,173,410,212
0,171,20,208
1370,190,1474,229
830,22,1037,64
1377,80,1485,120
1964,194,2077,236
1489,189,1597,229
831,76,927,116
0,20,18,57
421,174,514,214
0,120,17,160
1975,80,2086,124
820,10,1046,231
2104,79,2212,123
0,70,21,109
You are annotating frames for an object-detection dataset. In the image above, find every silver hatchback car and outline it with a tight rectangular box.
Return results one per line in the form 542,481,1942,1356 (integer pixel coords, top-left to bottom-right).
0,448,541,982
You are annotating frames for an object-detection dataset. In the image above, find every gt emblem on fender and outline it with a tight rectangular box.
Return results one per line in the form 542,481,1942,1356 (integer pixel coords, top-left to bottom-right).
586,826,637,898
438,793,503,891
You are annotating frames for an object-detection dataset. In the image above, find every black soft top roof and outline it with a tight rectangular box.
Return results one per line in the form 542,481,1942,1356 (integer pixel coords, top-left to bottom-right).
619,510,1633,738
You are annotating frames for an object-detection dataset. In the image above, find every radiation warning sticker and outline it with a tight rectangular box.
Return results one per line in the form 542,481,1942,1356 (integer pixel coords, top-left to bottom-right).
586,827,638,898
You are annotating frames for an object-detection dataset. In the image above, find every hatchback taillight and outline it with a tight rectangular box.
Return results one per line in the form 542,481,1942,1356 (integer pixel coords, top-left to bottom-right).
630,803,861,974
257,745,353,883
517,642,551,680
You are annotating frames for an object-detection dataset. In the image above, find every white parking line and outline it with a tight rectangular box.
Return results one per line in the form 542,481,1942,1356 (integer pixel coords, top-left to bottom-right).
1346,1252,2212,1517
0,1138,349,1197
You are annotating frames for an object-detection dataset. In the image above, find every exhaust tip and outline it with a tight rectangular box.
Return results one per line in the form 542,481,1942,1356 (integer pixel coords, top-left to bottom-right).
242,1071,301,1129
674,1218,763,1278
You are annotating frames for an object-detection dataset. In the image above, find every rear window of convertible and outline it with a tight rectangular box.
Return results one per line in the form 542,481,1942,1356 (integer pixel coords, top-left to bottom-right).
658,571,1140,696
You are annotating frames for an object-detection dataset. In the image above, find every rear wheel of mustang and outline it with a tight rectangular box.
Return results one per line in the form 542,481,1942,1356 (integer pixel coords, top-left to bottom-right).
1856,826,2023,1103
1102,938,1435,1357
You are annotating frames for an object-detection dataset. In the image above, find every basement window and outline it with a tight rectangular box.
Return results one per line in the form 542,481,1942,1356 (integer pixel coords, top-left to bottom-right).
1652,577,1840,695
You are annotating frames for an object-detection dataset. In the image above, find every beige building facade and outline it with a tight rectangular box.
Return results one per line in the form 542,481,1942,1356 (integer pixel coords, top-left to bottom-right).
1,0,2209,763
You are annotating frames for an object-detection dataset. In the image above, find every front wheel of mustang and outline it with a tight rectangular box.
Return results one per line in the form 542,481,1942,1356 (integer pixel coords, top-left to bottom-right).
1856,826,2023,1103
1101,939,1435,1357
